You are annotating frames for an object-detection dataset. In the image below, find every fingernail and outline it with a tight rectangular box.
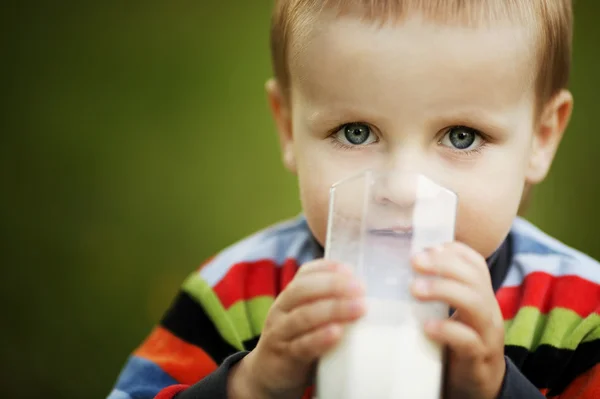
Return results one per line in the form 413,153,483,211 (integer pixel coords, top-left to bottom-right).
431,245,445,253
327,324,343,339
424,320,439,333
348,279,365,294
338,264,355,275
413,278,430,295
414,252,431,269
347,298,366,316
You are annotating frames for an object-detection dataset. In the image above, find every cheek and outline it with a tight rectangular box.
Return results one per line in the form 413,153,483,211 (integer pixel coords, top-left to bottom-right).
297,170,331,246
456,185,523,258
293,143,339,246
453,161,526,258
293,138,374,246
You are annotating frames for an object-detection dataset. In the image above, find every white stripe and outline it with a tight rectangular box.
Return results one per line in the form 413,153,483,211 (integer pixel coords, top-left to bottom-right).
107,389,131,399
200,216,314,287
503,252,600,287
513,217,597,260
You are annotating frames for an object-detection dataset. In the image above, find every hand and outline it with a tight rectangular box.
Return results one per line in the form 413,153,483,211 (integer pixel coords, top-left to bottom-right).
229,259,366,399
411,242,506,399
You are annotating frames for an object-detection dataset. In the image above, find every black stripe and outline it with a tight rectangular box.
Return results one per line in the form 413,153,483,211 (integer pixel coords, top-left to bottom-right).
489,232,513,292
243,336,260,352
505,338,600,395
160,291,238,365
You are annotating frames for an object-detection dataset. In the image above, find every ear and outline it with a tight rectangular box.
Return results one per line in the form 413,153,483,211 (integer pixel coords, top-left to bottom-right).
266,78,296,174
526,89,574,184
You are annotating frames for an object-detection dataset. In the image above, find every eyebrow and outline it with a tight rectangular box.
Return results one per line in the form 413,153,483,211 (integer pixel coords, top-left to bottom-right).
305,105,383,128
433,108,514,135
305,104,515,135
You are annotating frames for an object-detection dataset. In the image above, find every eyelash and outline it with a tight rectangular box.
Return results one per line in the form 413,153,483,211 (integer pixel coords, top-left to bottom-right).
438,125,488,157
328,123,488,156
329,138,354,150
327,122,378,151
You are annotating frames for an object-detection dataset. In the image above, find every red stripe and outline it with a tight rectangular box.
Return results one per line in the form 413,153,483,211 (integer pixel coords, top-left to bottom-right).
281,258,299,290
155,384,189,399
549,363,600,398
213,258,300,309
213,259,278,308
496,272,600,320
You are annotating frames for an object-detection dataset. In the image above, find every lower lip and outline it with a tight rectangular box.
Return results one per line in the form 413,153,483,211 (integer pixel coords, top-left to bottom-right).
368,228,413,238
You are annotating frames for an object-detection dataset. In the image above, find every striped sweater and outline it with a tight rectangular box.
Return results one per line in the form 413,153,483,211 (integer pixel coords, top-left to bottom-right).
108,215,600,398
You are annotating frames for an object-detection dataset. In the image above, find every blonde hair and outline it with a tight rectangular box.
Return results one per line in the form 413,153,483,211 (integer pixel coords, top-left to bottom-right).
269,0,573,110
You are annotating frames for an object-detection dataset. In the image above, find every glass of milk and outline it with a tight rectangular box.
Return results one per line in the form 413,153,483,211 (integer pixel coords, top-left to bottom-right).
316,170,458,399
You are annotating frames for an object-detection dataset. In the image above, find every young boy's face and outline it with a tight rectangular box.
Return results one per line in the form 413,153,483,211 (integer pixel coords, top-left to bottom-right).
268,14,572,259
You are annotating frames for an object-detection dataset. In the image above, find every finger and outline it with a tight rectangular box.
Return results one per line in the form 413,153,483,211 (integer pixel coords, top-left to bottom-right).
288,323,344,361
295,259,353,277
412,242,489,286
277,272,364,312
412,248,473,285
446,241,488,265
411,277,490,335
280,297,366,340
424,319,485,359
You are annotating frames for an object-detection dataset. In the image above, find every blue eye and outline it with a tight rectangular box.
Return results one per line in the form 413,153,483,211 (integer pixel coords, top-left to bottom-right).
333,123,377,146
441,126,482,150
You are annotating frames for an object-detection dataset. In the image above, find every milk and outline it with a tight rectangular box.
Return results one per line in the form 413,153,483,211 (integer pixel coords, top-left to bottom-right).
316,298,444,399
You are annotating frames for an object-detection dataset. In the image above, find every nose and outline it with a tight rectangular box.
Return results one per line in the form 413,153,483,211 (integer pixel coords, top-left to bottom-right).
371,144,435,209
372,171,419,210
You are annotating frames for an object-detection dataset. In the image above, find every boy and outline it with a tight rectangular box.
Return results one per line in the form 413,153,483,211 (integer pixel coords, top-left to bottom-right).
108,1,600,398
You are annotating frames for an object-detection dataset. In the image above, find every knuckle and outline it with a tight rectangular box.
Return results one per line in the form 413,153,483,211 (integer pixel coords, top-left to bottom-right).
284,277,301,294
491,314,505,335
437,241,452,252
271,335,289,357
450,241,474,258
333,298,349,319
264,306,284,330
466,291,482,308
298,259,329,275
263,314,276,331
287,338,303,359
297,334,319,359
296,261,316,275
320,299,343,324
330,274,349,296
428,278,441,294
466,342,481,359
450,241,468,252
294,307,316,329
480,339,497,360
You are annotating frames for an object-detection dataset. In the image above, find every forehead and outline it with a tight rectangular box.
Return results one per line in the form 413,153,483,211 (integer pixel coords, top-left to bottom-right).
289,13,537,119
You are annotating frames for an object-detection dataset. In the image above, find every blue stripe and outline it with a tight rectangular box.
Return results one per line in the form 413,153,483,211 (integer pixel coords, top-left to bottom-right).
113,355,178,398
511,232,568,257
200,215,314,286
107,389,132,399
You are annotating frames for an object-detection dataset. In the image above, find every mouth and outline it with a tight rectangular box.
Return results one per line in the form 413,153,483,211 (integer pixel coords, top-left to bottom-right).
368,225,413,238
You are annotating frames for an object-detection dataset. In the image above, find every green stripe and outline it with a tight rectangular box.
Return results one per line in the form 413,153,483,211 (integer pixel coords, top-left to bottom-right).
224,300,253,343
247,296,274,336
226,296,275,343
580,313,600,343
182,273,244,351
504,306,600,351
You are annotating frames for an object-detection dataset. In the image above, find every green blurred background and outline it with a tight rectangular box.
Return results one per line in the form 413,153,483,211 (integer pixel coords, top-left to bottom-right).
1,2,598,398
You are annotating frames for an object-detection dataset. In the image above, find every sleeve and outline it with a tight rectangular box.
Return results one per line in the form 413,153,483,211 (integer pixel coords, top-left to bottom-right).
496,356,547,398
106,270,253,399
168,352,249,399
